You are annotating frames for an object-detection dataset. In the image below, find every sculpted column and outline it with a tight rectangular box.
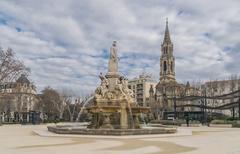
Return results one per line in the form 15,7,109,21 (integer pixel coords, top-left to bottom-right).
120,100,128,129
108,41,118,73
106,41,120,91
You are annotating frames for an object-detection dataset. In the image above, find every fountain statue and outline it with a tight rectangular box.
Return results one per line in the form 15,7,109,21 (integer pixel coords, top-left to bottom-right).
108,40,118,73
88,41,148,129
48,41,177,135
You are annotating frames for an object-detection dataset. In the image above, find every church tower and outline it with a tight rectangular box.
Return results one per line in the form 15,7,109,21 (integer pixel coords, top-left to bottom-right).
160,19,175,82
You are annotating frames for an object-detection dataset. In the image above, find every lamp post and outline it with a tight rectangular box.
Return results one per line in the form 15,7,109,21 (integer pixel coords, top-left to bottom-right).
200,86,207,125
204,87,207,124
238,98,240,119
173,96,176,119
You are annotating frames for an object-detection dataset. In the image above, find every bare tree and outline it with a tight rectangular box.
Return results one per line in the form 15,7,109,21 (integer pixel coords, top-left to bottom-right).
59,88,80,122
0,47,28,83
238,75,240,90
229,75,238,118
66,98,81,122
0,94,14,122
230,75,237,92
39,87,64,120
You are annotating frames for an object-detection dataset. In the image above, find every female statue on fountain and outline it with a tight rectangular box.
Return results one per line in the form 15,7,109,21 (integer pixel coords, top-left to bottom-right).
108,41,118,73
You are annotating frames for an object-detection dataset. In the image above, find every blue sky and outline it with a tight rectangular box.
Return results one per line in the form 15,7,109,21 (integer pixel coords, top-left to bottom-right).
0,0,239,95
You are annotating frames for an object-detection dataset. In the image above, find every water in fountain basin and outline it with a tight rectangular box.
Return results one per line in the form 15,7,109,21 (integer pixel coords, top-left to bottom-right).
75,96,94,122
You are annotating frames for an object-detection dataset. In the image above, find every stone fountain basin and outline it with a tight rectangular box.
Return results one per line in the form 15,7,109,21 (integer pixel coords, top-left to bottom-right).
47,125,177,136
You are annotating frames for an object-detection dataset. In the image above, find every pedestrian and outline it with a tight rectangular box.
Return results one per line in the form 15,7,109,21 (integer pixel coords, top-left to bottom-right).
186,115,189,127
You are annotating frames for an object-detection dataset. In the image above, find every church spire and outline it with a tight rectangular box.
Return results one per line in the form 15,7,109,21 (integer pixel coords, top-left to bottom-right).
163,18,171,43
160,18,175,82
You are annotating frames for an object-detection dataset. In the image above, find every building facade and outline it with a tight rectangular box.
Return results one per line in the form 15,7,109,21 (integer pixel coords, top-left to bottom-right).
0,74,39,123
202,78,240,117
128,74,157,107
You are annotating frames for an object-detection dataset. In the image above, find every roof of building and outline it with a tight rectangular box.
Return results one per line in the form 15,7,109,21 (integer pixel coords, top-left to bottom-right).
129,74,157,83
16,74,30,84
204,79,240,85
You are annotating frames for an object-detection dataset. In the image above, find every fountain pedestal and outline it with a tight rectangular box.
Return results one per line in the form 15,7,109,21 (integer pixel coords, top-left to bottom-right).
105,72,119,91
101,113,113,129
120,101,128,129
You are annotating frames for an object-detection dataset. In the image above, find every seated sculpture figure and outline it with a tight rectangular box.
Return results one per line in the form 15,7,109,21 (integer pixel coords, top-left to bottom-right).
95,72,109,99
115,76,125,98
122,77,134,97
115,76,134,100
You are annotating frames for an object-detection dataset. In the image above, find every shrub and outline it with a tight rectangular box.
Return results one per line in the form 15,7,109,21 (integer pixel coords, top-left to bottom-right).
232,122,240,128
43,119,60,123
210,120,238,125
190,120,201,124
150,119,185,126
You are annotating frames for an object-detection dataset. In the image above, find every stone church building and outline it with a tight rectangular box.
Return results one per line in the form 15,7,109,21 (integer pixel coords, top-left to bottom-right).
150,20,201,120
148,20,239,120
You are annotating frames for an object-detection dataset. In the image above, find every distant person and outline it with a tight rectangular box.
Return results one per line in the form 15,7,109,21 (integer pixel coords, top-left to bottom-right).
186,116,190,127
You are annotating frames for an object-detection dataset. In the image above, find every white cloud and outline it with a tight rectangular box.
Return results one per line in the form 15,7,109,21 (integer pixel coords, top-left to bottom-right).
0,0,239,94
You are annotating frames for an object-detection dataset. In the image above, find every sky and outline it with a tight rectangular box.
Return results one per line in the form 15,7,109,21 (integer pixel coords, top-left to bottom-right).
0,0,239,95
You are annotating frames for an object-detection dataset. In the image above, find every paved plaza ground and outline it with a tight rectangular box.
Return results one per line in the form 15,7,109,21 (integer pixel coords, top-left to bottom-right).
0,124,240,154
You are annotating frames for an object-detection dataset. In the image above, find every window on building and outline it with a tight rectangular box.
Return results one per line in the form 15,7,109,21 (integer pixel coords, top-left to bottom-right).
164,61,167,72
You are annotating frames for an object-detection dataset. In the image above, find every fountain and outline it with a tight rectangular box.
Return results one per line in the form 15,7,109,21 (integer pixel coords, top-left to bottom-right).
75,95,94,122
48,41,176,135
